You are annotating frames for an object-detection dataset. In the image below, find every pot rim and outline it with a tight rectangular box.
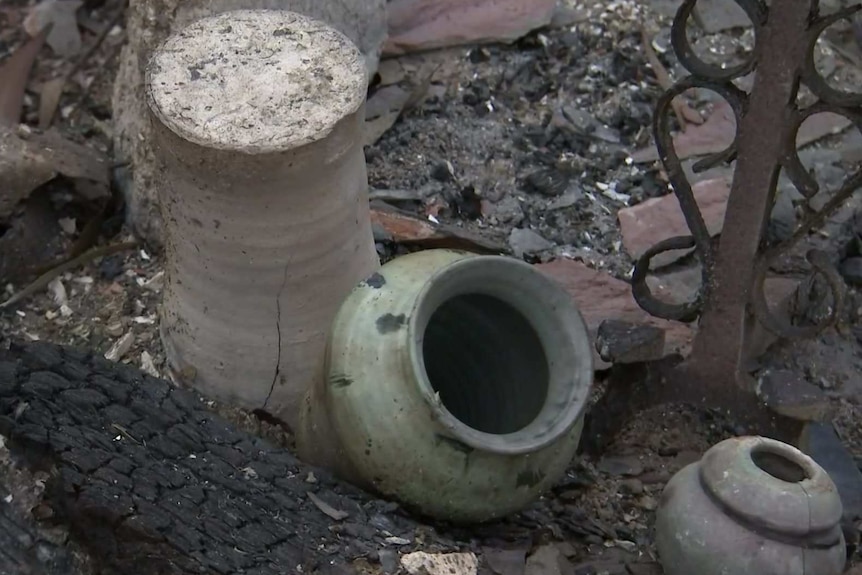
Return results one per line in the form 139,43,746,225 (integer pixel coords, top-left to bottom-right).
406,254,593,455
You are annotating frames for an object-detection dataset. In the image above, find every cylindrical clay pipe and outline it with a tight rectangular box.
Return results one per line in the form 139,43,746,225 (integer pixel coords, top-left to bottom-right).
145,10,380,429
112,0,388,246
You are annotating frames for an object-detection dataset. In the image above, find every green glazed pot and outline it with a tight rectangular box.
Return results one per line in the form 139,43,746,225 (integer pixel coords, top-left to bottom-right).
656,436,846,575
297,249,593,522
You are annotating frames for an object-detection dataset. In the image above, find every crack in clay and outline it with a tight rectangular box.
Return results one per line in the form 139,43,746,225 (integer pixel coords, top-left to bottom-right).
800,481,812,573
262,264,290,410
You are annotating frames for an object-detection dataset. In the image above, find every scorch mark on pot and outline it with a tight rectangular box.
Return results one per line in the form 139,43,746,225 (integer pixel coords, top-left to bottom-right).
364,272,387,288
330,374,354,388
376,313,406,334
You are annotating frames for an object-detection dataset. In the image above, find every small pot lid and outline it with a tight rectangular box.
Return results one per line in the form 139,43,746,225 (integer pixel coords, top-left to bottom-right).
699,436,843,537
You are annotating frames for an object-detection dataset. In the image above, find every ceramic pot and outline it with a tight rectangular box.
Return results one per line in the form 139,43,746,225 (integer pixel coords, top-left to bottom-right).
146,10,379,430
296,249,593,522
656,436,846,575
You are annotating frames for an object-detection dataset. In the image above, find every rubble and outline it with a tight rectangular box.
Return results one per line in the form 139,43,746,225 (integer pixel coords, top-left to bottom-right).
0,0,860,572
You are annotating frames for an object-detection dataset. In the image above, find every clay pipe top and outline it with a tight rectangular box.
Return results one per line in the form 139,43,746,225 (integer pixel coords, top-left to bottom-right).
145,9,368,155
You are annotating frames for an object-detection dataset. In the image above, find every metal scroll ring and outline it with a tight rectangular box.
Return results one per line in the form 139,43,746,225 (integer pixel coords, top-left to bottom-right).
801,5,862,109
671,0,766,82
653,77,747,259
751,249,844,340
631,235,704,323
781,103,862,200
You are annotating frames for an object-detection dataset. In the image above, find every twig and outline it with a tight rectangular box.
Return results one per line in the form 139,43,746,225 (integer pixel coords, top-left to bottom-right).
26,213,107,277
0,24,52,126
72,3,127,79
111,423,141,444
28,175,123,277
0,240,138,309
640,25,704,131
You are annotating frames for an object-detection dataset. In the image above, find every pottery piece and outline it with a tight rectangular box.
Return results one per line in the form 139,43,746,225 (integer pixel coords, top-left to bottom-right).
146,10,379,430
297,249,594,522
656,435,846,575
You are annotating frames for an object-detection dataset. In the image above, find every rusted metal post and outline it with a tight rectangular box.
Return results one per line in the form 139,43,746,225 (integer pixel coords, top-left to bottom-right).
685,1,813,401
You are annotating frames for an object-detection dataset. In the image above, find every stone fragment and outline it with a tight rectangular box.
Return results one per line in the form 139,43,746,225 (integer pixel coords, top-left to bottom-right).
619,479,644,495
798,422,862,522
402,552,478,575
535,259,693,369
597,456,643,477
484,548,527,575
379,549,400,574
524,545,571,575
617,178,729,268
595,320,666,364
757,369,833,422
509,228,553,258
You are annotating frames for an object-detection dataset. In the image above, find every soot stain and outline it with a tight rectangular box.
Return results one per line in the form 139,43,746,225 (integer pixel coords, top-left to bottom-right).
376,313,406,334
329,375,354,389
365,273,386,289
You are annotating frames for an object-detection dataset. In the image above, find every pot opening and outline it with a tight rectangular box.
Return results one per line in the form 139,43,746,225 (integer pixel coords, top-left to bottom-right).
422,293,549,435
751,448,808,483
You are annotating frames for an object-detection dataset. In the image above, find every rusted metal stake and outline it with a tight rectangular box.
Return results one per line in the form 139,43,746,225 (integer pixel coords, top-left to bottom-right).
686,2,813,401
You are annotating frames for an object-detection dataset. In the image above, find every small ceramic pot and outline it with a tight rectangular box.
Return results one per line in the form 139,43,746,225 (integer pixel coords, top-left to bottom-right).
656,436,846,575
296,249,594,522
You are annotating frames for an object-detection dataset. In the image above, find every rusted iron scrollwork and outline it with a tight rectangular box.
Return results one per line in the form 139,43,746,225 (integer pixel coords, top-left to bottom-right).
630,76,746,323
586,0,862,457
633,0,862,344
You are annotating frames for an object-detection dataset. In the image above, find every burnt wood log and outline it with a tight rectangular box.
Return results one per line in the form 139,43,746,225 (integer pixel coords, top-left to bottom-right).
0,476,89,575
0,340,439,575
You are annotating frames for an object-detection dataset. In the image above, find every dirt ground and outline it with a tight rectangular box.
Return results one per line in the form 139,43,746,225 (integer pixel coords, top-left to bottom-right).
1,0,862,573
